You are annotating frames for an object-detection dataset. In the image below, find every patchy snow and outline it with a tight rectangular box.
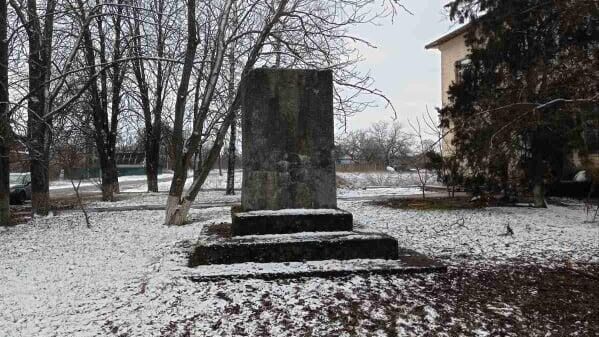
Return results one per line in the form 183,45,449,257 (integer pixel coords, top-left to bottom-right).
186,258,432,280
345,200,599,266
48,170,243,193
1,190,598,335
201,169,243,190
87,190,240,209
49,173,175,191
122,170,243,193
203,231,388,245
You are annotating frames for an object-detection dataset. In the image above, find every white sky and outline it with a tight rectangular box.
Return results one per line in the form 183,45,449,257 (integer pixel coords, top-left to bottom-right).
342,0,458,132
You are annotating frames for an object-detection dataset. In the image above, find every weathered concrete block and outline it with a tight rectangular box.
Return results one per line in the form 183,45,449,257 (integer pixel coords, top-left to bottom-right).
189,231,399,266
231,208,353,236
188,256,447,281
241,69,337,211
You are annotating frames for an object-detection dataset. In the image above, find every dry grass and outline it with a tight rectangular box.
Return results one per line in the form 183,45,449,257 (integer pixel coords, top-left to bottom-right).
336,163,386,172
373,196,490,210
8,192,135,225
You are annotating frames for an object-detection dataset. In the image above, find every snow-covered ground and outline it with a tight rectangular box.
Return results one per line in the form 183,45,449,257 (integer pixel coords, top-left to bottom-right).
88,190,240,209
1,191,598,336
87,188,423,209
119,170,243,193
48,170,243,192
349,200,599,266
49,173,175,191
83,170,422,208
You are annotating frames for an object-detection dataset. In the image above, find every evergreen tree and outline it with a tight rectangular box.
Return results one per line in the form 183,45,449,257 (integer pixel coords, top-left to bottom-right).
442,0,599,206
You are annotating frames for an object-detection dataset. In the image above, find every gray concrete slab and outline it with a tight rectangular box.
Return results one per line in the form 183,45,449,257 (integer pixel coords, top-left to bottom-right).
231,207,353,236
189,229,399,266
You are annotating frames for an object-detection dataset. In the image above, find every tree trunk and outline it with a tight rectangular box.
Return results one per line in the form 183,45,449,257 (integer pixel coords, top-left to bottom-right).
218,152,222,176
533,182,545,208
79,1,122,201
193,145,202,182
532,157,546,208
27,76,51,215
225,44,237,196
0,1,10,226
225,117,237,195
531,132,547,208
165,0,199,223
30,136,50,215
23,0,55,216
131,0,165,193
146,165,159,193
0,141,9,226
99,151,119,201
145,74,163,194
105,0,123,196
145,133,160,192
165,0,288,225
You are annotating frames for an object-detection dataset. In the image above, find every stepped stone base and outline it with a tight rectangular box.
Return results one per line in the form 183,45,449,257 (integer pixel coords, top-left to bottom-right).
187,256,447,281
189,225,399,266
231,207,353,236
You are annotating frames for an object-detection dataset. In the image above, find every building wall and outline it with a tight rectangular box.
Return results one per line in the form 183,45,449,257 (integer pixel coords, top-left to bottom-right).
438,33,469,107
436,32,469,156
433,32,595,179
572,152,599,172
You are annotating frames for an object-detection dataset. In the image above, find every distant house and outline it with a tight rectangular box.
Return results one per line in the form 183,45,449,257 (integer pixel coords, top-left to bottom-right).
425,24,599,179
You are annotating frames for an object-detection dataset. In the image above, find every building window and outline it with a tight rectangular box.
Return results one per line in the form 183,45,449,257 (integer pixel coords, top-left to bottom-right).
454,58,471,84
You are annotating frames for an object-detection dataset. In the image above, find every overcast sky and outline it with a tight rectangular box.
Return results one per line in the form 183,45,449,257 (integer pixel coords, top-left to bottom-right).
342,0,458,132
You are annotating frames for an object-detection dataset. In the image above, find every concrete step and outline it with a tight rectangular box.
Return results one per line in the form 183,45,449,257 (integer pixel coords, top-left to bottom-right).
186,256,447,281
231,208,353,236
189,230,399,266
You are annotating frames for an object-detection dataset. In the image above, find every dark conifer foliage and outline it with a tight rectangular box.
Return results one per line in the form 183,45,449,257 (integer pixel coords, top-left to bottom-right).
442,0,599,206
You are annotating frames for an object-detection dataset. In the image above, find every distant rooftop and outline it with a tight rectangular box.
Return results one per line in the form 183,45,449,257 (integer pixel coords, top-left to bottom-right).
425,23,472,50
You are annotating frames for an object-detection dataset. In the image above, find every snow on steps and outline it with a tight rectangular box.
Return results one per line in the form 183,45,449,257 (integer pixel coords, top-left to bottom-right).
189,230,400,266
185,256,447,282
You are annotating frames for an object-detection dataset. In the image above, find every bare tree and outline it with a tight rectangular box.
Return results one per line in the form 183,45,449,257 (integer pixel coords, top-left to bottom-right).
163,0,403,225
336,121,411,167
369,121,412,167
225,40,238,195
165,0,294,225
225,120,238,195
73,0,131,201
54,143,92,228
409,118,435,199
128,0,180,192
164,0,203,225
420,106,461,197
9,0,57,215
0,0,10,226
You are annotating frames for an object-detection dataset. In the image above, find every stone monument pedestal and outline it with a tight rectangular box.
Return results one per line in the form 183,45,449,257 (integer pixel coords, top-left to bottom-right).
190,230,399,265
188,69,443,276
231,207,353,236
